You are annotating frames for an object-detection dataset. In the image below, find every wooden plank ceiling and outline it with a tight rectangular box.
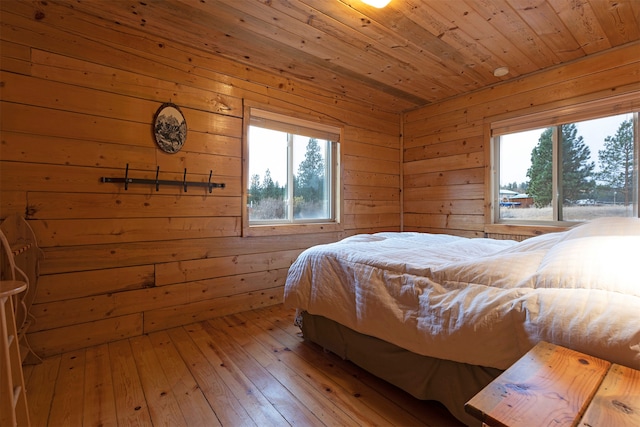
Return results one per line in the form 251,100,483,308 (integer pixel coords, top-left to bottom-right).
51,0,640,113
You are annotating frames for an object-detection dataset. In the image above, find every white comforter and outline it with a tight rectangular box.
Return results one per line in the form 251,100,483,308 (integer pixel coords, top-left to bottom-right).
284,217,640,370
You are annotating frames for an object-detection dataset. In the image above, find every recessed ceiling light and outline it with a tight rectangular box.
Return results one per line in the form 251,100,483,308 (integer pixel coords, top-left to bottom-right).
493,67,509,77
362,0,391,7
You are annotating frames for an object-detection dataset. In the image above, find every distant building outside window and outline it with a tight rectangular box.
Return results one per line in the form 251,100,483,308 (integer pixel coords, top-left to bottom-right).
493,110,638,223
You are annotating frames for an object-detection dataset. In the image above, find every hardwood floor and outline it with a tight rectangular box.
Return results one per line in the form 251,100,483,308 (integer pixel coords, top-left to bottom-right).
22,304,464,426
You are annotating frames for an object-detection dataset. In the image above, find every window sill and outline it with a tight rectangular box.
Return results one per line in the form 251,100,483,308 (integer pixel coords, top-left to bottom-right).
484,223,569,241
244,221,343,237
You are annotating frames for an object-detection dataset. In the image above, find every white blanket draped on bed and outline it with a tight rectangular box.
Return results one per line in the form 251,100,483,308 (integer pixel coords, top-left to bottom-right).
283,217,640,370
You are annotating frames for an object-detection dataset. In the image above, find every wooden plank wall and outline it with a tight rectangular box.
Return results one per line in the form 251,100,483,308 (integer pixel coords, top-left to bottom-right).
0,2,401,357
403,42,640,237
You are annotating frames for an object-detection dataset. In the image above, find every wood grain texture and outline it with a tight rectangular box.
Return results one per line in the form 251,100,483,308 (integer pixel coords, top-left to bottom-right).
465,341,611,427
403,42,639,236
23,356,61,427
5,0,636,111
47,350,86,426
27,304,464,426
108,339,154,426
1,0,638,357
83,344,118,427
0,0,401,356
43,0,636,109
580,364,640,427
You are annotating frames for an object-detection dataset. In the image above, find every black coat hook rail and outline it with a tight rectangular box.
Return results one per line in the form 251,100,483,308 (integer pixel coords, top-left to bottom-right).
101,164,225,193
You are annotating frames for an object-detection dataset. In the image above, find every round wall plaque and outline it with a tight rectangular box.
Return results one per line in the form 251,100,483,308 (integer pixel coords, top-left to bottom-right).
153,103,187,153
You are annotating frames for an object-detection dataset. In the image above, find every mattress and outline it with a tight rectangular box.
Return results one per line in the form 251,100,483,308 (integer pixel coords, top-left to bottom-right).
284,217,640,371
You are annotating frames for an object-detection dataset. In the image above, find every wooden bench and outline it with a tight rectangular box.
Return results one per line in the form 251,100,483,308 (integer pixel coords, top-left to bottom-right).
465,341,640,427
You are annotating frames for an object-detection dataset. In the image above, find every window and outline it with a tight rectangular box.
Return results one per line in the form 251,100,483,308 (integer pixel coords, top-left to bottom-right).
246,109,341,230
493,109,638,224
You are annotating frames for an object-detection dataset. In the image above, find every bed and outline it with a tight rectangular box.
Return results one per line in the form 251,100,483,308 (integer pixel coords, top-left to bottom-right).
283,217,640,426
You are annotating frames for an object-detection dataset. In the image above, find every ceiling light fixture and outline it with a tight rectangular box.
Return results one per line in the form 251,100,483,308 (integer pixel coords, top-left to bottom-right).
361,0,391,7
493,66,509,77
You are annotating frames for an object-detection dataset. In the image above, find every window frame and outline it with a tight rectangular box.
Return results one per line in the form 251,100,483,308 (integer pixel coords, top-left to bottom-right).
242,105,343,237
489,93,640,226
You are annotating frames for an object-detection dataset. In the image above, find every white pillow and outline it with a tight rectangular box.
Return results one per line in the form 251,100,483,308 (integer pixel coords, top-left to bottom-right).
431,233,563,289
534,235,639,296
561,217,640,241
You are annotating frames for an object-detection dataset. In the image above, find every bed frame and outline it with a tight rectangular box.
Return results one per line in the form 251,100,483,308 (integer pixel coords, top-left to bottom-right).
299,311,501,426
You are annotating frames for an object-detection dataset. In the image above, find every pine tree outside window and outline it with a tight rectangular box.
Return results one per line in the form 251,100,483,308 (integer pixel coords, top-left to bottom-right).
492,108,638,224
246,109,341,227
